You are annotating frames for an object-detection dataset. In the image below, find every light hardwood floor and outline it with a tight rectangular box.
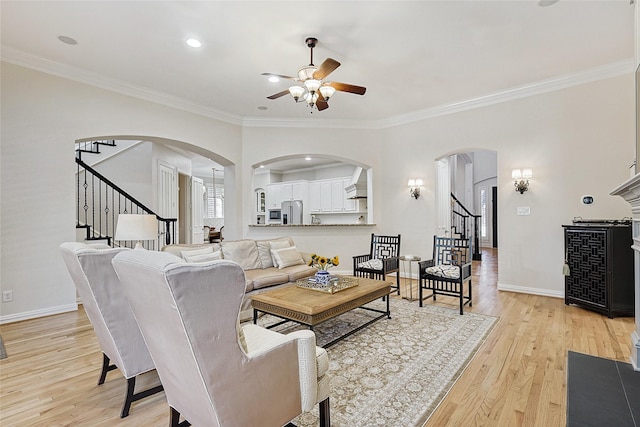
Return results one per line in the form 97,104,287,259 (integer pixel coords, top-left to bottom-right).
0,248,635,426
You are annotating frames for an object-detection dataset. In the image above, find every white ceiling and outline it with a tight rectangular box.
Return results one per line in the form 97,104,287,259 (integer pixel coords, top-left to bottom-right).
1,1,635,127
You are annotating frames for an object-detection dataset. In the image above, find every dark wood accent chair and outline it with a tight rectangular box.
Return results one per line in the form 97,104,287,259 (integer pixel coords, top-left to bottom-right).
419,236,472,314
353,234,401,294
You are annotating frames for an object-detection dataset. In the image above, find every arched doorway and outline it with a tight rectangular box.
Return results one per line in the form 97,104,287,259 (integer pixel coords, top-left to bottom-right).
434,149,497,257
74,135,234,247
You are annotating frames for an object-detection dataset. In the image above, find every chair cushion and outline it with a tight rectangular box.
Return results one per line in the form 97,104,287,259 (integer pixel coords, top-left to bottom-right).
357,258,383,271
424,264,460,279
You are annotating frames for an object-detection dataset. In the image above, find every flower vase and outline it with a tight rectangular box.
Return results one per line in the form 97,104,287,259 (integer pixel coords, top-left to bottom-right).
314,270,331,286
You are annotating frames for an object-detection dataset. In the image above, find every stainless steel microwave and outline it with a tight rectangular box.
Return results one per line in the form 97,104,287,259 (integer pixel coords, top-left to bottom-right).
269,209,281,220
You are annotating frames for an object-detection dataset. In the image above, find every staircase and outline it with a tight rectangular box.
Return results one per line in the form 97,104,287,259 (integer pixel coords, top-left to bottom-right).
450,193,482,261
75,140,177,250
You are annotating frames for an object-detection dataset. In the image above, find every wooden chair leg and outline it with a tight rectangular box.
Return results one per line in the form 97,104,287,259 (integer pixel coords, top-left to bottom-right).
319,397,331,427
170,407,191,427
121,376,164,418
98,353,117,385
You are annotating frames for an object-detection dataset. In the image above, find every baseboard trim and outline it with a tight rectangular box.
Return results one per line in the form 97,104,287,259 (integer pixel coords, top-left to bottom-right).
497,283,564,299
0,303,78,325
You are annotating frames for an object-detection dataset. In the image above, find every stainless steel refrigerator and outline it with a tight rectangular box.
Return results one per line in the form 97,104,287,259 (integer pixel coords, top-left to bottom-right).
281,200,303,225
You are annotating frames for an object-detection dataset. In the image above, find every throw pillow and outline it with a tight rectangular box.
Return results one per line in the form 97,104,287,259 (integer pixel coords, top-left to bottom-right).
256,239,289,268
183,250,222,263
271,246,305,269
180,246,214,260
269,240,291,267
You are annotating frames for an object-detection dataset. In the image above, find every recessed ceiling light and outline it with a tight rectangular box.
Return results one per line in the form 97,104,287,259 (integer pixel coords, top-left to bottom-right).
305,157,312,161
258,106,268,111
58,35,77,45
186,38,202,48
268,76,279,83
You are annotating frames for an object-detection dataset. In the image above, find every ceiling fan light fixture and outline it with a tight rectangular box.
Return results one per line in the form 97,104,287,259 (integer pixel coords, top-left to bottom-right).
319,86,335,101
304,79,321,93
297,66,317,81
263,37,366,112
305,92,319,107
289,86,305,101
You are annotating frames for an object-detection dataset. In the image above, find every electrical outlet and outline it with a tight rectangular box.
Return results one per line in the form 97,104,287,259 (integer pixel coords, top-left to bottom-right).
2,291,13,302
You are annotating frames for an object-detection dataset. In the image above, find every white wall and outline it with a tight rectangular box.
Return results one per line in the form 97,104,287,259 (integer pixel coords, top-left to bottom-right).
382,74,634,297
0,63,242,322
92,141,154,207
0,61,635,322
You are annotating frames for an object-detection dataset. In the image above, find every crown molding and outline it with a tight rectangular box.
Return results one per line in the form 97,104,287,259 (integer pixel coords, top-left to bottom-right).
0,46,244,126
2,46,634,130
376,59,636,129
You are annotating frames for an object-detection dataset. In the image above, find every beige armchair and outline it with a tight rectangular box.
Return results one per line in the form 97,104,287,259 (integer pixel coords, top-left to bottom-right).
59,242,163,418
112,250,330,427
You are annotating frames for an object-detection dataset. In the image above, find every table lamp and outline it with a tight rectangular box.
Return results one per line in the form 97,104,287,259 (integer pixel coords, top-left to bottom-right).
115,214,158,249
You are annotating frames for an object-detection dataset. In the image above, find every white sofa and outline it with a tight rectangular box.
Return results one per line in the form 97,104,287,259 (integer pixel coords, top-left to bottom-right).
162,236,316,315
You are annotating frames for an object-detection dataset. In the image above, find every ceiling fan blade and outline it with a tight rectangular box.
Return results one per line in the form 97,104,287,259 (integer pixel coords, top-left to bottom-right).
316,99,329,111
328,81,367,95
316,91,329,111
261,72,297,81
313,58,340,80
267,90,290,100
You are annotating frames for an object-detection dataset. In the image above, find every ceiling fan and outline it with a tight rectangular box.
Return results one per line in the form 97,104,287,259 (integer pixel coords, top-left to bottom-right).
262,37,366,112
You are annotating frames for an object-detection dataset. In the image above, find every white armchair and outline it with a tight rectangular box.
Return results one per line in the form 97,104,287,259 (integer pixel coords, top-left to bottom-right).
59,242,163,418
112,250,330,427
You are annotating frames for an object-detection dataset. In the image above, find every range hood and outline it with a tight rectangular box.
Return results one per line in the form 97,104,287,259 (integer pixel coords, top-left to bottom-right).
345,167,367,199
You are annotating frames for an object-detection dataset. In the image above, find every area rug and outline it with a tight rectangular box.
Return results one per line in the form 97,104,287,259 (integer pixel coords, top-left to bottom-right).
257,298,498,427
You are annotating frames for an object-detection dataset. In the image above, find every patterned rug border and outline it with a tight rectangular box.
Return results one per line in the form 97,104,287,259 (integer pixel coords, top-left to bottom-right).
257,298,499,427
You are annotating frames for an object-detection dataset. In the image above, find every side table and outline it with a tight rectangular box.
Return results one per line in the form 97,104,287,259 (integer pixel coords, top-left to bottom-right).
399,255,421,301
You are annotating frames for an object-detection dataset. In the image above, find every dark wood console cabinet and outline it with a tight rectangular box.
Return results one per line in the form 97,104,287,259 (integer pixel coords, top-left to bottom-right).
563,222,634,318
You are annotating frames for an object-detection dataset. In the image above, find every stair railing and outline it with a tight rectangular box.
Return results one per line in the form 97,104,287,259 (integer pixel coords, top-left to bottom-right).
75,154,176,250
450,193,482,261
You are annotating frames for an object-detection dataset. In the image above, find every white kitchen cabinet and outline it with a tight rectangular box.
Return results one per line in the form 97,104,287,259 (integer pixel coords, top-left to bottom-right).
320,181,332,212
266,184,279,209
309,182,321,212
292,182,306,200
279,183,293,204
331,180,344,211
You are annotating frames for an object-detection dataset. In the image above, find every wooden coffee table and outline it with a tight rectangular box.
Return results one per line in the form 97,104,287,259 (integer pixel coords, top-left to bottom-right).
251,276,392,348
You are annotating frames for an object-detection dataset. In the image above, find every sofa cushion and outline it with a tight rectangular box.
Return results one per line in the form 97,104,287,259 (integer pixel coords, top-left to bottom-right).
162,243,221,258
184,250,222,263
257,237,293,268
268,240,291,267
271,246,305,269
281,264,317,282
244,268,290,290
221,240,262,271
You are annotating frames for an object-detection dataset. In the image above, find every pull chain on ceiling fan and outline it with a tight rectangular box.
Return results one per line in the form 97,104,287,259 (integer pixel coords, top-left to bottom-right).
262,37,366,112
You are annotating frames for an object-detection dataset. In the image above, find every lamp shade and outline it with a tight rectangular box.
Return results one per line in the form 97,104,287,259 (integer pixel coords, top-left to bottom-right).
115,214,157,242
512,169,522,180
522,168,533,179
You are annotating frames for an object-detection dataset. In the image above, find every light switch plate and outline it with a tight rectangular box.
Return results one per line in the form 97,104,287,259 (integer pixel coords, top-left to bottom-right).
517,206,531,216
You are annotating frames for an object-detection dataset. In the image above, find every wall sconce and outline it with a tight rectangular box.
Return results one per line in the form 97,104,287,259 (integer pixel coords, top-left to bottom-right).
512,168,532,194
408,178,423,199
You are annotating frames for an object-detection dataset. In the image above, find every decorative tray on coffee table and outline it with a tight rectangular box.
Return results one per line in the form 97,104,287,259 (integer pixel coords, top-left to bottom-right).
296,276,359,294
